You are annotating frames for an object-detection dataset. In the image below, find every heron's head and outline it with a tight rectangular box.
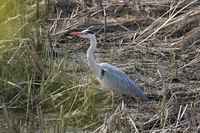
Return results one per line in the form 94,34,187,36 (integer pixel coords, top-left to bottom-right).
70,29,95,39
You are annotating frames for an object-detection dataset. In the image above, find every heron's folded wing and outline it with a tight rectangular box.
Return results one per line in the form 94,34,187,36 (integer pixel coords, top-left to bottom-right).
101,67,148,101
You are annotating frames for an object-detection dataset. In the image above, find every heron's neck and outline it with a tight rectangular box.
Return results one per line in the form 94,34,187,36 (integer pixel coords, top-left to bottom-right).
87,37,101,79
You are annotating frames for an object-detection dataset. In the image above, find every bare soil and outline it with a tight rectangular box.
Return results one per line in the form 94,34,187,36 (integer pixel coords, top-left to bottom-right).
43,0,200,132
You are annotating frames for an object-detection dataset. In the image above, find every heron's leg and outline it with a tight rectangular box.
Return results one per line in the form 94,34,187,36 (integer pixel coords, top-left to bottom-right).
112,91,115,113
121,94,129,107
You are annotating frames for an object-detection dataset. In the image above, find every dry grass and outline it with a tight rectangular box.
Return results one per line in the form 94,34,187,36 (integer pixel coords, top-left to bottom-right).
50,0,200,132
1,0,200,132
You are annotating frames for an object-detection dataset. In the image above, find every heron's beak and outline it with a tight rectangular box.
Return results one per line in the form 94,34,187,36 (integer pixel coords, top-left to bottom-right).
70,32,84,36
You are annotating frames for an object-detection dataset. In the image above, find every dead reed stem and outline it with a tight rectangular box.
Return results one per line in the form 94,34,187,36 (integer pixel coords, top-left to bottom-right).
1,97,15,133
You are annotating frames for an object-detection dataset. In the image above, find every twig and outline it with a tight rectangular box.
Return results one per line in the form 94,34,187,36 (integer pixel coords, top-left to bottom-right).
60,105,65,133
103,8,107,39
129,116,139,133
111,20,130,31
49,10,62,33
176,105,182,127
135,0,197,46
36,0,39,19
37,106,44,131
1,97,15,133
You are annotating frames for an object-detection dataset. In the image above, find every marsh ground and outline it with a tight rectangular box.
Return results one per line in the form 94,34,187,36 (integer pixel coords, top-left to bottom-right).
1,0,200,132
45,0,200,132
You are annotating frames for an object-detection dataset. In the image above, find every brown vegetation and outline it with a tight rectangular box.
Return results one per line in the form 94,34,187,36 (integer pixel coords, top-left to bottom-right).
46,0,200,132
1,0,200,132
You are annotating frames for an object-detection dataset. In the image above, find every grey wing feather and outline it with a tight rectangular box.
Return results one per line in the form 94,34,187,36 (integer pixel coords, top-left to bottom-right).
100,63,148,101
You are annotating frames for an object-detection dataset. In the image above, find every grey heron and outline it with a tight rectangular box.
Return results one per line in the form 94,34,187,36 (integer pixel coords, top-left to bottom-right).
70,29,148,107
